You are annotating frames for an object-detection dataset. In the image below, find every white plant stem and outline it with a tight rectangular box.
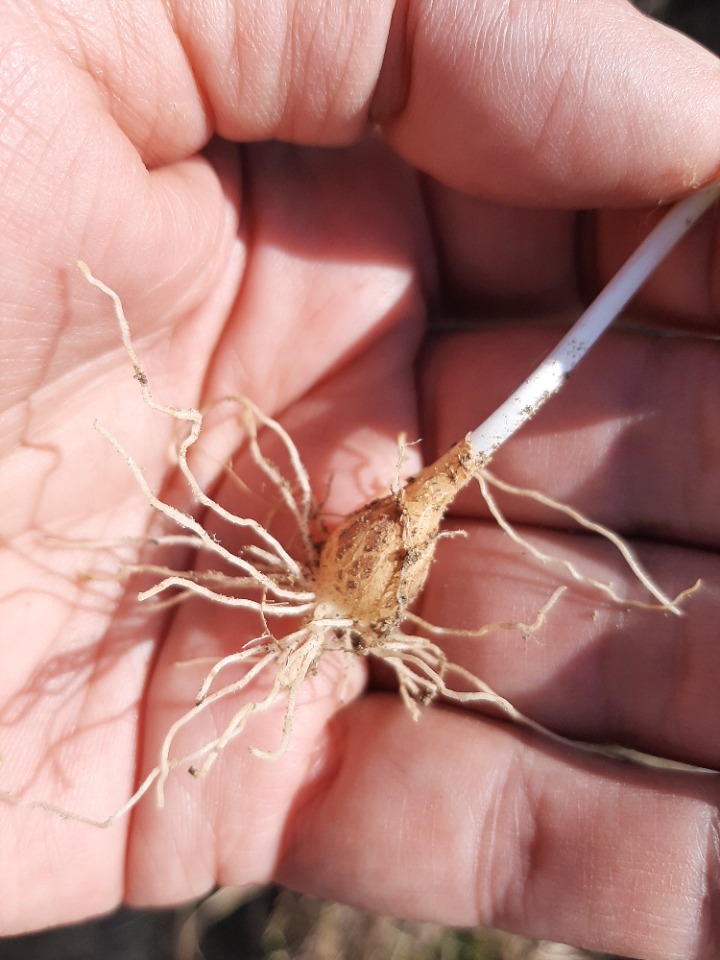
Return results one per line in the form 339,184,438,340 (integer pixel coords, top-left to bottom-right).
469,180,720,459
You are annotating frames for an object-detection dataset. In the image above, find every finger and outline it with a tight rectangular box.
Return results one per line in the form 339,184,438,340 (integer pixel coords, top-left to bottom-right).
590,200,720,324
278,697,720,960
420,324,720,549
423,178,720,328
423,182,580,314
419,521,720,770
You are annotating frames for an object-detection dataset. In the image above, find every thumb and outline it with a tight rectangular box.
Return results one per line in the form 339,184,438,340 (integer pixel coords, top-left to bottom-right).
369,0,720,205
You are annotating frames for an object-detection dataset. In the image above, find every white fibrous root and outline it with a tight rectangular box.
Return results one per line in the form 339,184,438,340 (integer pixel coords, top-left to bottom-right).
72,228,709,825
76,262,515,809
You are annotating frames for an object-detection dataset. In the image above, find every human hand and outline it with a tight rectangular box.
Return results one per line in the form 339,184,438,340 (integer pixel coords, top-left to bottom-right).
1,3,720,958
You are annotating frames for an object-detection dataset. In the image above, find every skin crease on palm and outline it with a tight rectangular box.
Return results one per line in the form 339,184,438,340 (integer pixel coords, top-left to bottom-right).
3,0,720,956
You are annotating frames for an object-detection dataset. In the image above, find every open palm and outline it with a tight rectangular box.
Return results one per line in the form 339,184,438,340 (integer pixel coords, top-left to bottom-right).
2,4,720,958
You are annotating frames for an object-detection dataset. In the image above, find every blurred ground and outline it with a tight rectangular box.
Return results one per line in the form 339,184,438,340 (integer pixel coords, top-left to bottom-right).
3,886,625,960
642,0,720,52
4,1,718,958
